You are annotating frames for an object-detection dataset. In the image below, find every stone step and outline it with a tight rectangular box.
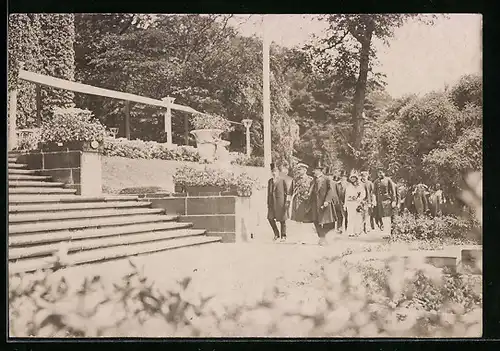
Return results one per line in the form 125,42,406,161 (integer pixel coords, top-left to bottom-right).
9,180,66,188
9,228,207,260
9,200,151,213
10,221,193,246
8,163,28,169
9,157,18,162
9,235,222,274
8,174,52,181
9,187,77,195
9,207,165,223
9,194,140,204
8,168,37,175
9,214,179,234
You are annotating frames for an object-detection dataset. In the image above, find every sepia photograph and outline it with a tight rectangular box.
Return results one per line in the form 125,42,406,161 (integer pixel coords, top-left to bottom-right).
7,13,482,338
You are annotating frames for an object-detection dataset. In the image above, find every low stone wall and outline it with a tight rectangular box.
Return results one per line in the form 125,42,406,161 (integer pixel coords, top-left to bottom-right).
17,149,102,196
140,192,253,243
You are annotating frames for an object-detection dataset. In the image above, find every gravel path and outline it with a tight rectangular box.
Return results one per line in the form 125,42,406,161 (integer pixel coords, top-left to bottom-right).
56,226,390,308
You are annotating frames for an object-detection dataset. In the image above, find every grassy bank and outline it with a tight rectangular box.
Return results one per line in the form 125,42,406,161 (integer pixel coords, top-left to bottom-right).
102,156,269,194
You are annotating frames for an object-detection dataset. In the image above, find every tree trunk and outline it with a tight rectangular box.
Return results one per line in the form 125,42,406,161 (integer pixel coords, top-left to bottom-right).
350,24,374,169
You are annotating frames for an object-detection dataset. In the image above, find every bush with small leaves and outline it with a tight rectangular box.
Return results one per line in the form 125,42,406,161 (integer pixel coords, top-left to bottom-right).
391,212,479,246
229,153,265,167
103,138,200,162
41,107,106,144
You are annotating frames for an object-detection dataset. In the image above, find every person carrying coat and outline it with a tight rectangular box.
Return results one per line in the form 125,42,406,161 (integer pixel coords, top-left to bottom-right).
267,163,290,242
308,160,339,245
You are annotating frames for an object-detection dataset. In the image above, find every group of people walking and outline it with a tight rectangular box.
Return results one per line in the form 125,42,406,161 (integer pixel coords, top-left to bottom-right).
267,160,399,245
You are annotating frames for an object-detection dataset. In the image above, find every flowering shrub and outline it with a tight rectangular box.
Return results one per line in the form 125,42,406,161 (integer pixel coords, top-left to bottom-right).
103,138,200,162
173,165,258,197
391,212,479,245
16,128,42,151
40,107,106,144
229,152,265,167
9,256,481,338
191,113,233,133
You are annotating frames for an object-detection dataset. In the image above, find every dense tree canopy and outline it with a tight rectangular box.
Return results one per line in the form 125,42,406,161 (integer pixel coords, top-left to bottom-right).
371,73,482,194
73,14,300,158
308,14,438,169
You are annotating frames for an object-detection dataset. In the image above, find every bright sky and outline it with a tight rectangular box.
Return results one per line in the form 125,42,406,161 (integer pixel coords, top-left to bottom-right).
228,14,482,98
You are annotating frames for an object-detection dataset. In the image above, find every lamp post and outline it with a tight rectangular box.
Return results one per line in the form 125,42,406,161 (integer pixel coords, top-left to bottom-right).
242,119,253,157
109,127,118,138
162,96,175,146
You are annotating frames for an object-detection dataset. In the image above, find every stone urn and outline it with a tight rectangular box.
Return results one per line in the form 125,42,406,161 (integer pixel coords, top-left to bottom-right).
190,129,223,163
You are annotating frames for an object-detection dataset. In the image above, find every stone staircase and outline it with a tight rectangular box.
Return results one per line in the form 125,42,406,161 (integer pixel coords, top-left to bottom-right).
8,152,221,274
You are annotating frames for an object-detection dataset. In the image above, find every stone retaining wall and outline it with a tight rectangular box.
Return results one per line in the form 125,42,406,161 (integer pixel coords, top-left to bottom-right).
17,149,102,196
140,192,253,243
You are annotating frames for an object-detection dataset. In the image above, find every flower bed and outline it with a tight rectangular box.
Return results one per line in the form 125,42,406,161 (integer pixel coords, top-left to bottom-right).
40,107,106,145
391,212,481,246
173,165,258,197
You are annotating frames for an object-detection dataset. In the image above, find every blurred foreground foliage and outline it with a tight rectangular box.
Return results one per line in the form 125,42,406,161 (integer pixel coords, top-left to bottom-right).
9,173,482,337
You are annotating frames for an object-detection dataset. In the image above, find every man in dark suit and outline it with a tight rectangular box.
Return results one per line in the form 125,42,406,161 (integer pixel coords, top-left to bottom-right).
280,162,294,218
267,163,290,242
373,169,397,237
308,160,339,245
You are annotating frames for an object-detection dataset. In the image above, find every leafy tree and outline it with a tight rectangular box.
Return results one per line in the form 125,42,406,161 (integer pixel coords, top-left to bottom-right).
73,14,299,159
373,73,482,196
311,14,438,169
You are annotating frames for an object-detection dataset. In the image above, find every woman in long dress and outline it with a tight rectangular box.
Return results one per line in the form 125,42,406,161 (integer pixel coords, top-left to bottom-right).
345,171,366,237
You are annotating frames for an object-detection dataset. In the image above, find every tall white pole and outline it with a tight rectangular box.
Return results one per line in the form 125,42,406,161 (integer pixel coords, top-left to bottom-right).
162,96,175,146
262,15,272,167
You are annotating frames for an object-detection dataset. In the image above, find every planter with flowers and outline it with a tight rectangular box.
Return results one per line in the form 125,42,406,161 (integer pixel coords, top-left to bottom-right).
39,107,107,152
190,113,233,163
18,107,107,196
173,165,257,197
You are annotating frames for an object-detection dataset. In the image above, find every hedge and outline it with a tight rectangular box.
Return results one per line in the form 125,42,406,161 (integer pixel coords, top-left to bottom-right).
8,14,42,128
103,138,201,162
38,14,76,121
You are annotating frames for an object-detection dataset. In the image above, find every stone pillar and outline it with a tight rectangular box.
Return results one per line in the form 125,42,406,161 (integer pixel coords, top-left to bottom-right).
80,150,102,196
18,143,103,196
162,96,175,147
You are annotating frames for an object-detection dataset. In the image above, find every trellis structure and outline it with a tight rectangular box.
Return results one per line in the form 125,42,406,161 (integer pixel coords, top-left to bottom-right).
8,63,252,154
